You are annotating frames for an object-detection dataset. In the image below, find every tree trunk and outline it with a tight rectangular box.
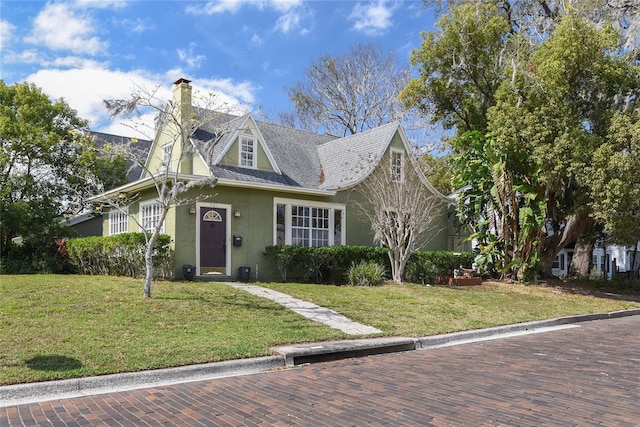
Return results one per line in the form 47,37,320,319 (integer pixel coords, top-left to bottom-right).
143,227,161,298
541,216,594,277
143,243,155,298
388,251,402,283
570,237,593,277
631,244,638,283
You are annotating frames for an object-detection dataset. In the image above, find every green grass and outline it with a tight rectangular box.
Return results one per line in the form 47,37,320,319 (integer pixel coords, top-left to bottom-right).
0,275,346,385
261,281,640,336
1,275,639,386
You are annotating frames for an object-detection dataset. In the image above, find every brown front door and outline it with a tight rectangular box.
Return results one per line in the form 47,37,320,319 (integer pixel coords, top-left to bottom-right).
200,207,227,275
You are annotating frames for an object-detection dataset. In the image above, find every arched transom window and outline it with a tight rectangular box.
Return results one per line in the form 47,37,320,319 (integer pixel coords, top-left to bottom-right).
203,210,223,222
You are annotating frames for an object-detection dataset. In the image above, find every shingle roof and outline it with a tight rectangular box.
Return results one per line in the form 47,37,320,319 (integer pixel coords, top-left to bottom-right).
190,112,399,192
317,122,399,190
89,131,152,181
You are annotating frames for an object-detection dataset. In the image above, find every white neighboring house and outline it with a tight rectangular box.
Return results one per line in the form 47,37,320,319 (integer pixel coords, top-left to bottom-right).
551,247,574,277
553,242,640,279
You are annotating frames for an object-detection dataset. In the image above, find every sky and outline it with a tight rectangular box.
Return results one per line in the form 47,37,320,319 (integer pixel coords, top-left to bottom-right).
1,0,438,138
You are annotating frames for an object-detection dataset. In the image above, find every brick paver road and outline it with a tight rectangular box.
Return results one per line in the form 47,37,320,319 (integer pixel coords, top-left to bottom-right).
3,315,639,426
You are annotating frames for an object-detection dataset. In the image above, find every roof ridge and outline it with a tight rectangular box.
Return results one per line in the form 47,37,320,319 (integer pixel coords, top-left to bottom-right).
246,117,339,140
317,121,398,147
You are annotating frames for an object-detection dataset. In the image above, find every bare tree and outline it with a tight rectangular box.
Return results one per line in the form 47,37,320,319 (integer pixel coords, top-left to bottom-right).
353,154,445,283
283,43,411,134
98,79,237,298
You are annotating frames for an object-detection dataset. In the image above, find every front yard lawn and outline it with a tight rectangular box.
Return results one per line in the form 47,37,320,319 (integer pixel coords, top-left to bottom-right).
1,275,638,385
260,281,640,336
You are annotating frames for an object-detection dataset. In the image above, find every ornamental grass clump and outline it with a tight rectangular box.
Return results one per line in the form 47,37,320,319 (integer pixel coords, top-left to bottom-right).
347,261,387,286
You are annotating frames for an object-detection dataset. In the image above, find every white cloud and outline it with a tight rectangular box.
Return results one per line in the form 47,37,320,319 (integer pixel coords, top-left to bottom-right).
349,0,399,36
187,0,302,15
275,11,301,34
186,0,246,15
48,56,109,69
270,0,302,13
2,49,42,65
177,43,206,69
117,18,155,34
74,0,128,10
1,20,15,51
25,3,108,55
25,67,255,137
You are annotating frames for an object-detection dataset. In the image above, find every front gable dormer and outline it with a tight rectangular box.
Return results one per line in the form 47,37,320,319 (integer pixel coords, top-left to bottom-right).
213,115,282,174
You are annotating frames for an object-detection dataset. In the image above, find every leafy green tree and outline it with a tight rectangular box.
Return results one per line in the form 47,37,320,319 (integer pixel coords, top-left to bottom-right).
0,81,128,271
400,3,512,133
413,5,639,279
419,153,453,195
486,14,638,277
1,81,85,262
589,112,640,247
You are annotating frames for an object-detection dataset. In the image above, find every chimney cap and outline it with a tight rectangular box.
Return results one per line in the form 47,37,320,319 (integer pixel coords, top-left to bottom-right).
173,77,192,85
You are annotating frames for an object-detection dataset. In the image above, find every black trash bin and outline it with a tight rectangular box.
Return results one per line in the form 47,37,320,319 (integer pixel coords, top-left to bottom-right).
238,266,251,282
183,264,196,281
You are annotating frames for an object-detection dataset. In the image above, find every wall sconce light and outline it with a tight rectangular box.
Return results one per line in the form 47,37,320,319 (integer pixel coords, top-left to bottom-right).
234,209,241,217
189,205,196,214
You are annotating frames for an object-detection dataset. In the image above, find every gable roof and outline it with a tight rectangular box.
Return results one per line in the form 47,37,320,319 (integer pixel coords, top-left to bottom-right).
187,113,447,197
191,113,335,191
317,122,400,190
90,108,445,199
89,131,152,181
208,114,282,175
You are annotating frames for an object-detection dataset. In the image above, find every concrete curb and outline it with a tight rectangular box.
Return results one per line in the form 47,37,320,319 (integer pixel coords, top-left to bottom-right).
2,308,640,407
0,356,284,407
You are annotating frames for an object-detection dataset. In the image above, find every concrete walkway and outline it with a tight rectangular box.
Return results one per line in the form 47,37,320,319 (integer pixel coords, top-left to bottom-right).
226,283,382,335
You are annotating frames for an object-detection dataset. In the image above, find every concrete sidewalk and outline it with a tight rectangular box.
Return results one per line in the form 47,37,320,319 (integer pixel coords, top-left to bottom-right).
227,283,382,335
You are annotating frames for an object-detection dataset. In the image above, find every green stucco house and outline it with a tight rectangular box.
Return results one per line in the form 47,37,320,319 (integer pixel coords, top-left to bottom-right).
94,78,454,281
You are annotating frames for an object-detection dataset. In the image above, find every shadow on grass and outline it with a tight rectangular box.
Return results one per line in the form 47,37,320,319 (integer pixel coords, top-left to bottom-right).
25,355,82,371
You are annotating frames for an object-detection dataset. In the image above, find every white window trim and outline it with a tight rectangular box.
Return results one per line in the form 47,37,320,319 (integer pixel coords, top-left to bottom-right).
139,200,164,233
109,207,129,235
390,148,405,183
239,136,257,169
273,197,346,247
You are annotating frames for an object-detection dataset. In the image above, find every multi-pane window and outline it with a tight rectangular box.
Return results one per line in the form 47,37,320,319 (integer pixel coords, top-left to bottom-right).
109,207,128,235
275,199,344,247
240,137,256,168
291,206,310,247
140,201,164,233
290,206,330,247
390,149,404,182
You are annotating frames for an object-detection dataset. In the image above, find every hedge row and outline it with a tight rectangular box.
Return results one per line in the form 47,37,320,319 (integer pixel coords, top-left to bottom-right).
263,245,475,284
66,233,174,279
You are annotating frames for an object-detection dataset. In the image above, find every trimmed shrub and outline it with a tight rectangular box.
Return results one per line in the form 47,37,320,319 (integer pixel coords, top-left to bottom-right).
347,261,387,286
66,233,174,279
1,236,74,274
405,251,476,284
263,245,475,285
263,245,389,283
